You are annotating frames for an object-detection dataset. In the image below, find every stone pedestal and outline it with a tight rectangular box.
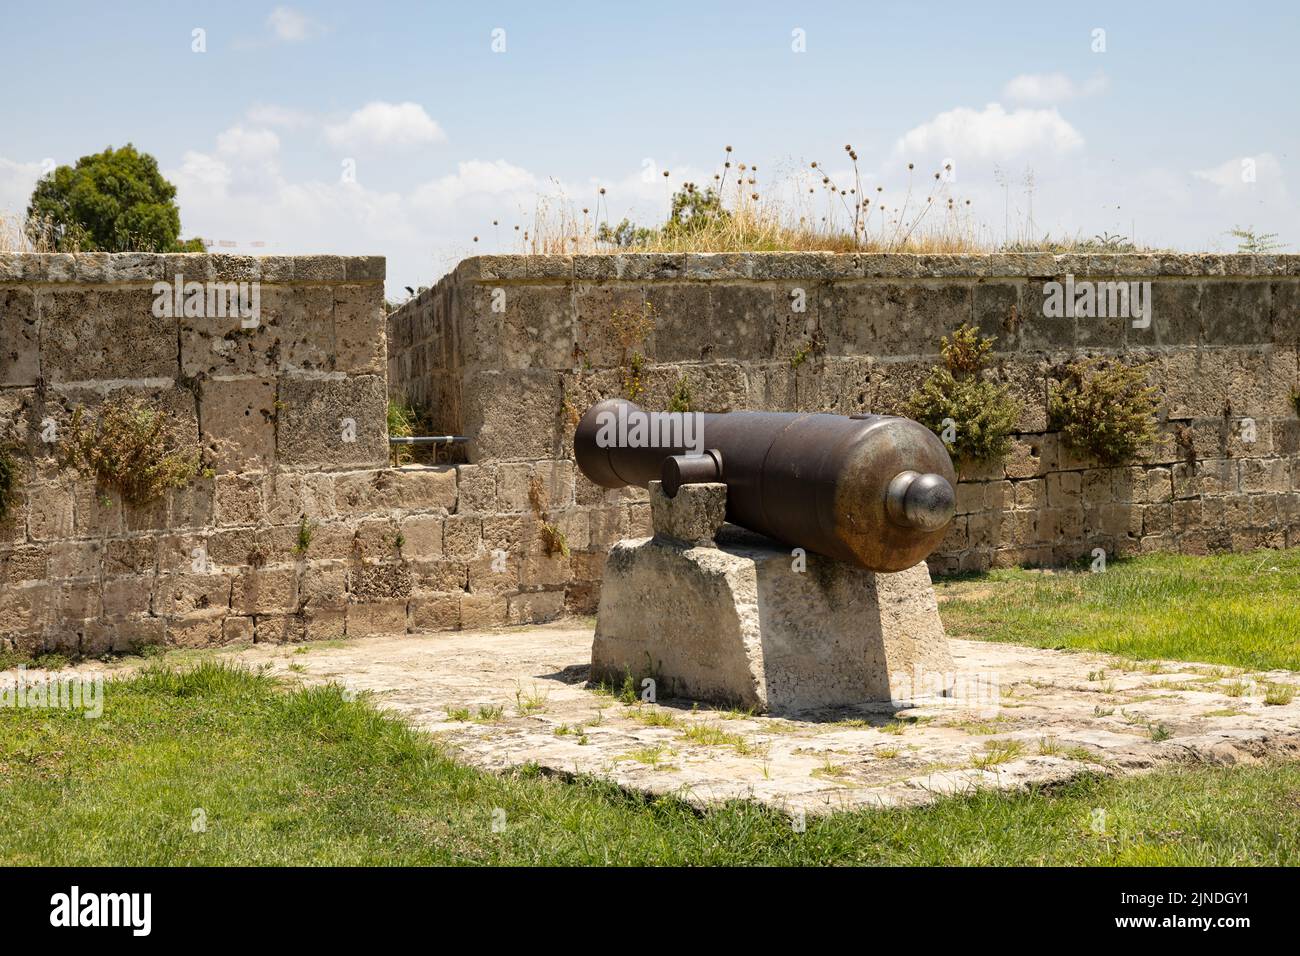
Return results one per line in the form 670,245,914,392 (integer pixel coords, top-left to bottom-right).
590,482,954,715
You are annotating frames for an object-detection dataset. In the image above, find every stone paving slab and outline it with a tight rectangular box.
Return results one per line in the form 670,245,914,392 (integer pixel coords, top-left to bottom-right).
16,622,1300,816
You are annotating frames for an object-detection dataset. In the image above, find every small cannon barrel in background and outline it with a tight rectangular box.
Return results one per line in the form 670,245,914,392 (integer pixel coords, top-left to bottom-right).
574,399,957,573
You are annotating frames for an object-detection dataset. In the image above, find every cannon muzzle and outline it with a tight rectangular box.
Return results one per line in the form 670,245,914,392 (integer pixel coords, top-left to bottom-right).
574,399,956,573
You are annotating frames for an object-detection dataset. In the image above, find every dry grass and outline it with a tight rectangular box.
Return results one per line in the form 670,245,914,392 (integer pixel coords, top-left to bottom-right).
0,210,71,253
479,146,1161,257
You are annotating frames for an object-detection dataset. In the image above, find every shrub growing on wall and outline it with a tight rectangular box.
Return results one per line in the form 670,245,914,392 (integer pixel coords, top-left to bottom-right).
1048,357,1160,466
0,443,19,522
609,301,657,400
906,325,1020,468
59,395,204,506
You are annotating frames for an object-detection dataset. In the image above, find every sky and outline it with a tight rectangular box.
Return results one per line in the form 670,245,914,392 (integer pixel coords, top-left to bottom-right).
1,0,1297,298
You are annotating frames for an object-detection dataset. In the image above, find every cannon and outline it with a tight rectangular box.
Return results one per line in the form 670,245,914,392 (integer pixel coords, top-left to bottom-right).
574,399,957,573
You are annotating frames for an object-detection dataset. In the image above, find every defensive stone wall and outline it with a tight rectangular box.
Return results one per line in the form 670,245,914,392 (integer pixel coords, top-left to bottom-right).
5,250,1298,656
387,252,1300,592
0,252,567,657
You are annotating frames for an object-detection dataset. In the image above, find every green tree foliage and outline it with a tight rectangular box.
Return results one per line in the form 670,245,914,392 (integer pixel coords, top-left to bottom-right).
26,144,205,253
596,185,728,247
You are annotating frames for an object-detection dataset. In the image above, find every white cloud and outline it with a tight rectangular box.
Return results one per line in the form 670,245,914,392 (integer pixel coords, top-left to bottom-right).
410,159,540,209
895,102,1084,160
216,126,281,162
267,7,319,43
246,103,314,129
0,157,45,217
324,101,446,150
1003,72,1108,104
1192,152,1285,194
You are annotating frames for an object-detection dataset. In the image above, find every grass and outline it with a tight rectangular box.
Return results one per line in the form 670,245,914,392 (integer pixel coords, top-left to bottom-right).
1265,683,1297,707
3,661,1300,865
971,740,1025,770
486,148,1168,259
937,549,1300,671
4,547,1300,866
679,723,763,756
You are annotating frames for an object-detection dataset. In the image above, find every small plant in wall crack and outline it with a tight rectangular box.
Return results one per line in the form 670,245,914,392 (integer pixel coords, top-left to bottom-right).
609,300,656,400
59,395,206,507
667,375,693,413
292,516,315,557
906,324,1020,469
540,521,570,558
527,471,569,558
0,441,21,523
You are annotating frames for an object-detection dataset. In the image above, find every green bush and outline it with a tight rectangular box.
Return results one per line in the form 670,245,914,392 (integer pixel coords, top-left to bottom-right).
906,325,1020,468
1048,357,1160,466
59,395,204,506
0,443,19,522
667,375,693,413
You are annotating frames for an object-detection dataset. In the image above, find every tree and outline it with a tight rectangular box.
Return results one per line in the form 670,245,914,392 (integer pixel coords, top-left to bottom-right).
26,144,205,252
664,185,728,234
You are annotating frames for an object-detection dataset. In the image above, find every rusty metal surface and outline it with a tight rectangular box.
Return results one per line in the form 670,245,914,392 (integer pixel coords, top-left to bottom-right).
574,399,956,572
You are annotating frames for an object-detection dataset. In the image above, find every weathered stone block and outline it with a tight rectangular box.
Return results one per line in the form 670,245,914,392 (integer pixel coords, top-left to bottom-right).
0,288,40,387
223,616,255,644
262,471,334,524
39,289,179,383
276,374,388,468
299,562,349,611
304,607,347,640
215,474,262,525
399,514,444,559
463,369,562,461
507,590,565,625
1200,281,1270,345
347,598,408,637
413,595,465,632
69,478,122,538
350,563,413,601
333,284,387,374
648,480,725,545
459,592,509,629
496,284,574,370
453,463,498,513
26,482,75,541
101,575,153,618
255,614,308,644
591,527,954,714
468,551,519,593
166,616,225,648
201,377,277,473
231,567,298,614
153,572,231,618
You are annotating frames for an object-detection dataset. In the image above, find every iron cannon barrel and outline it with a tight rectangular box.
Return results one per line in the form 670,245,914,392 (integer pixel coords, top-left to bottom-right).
573,399,957,573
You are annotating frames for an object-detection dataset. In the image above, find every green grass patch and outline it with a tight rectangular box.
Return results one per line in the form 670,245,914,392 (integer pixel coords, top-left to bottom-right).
4,661,1300,866
936,549,1300,671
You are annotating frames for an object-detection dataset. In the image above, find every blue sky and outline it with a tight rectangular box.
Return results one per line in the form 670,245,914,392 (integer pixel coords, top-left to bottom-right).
2,0,1296,295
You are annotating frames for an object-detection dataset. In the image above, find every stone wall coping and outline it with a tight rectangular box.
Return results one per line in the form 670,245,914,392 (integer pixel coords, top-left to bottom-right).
444,252,1300,284
0,252,385,284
